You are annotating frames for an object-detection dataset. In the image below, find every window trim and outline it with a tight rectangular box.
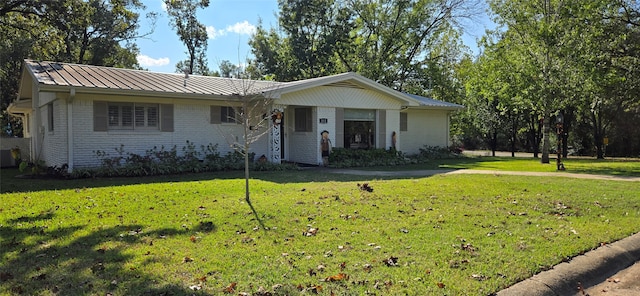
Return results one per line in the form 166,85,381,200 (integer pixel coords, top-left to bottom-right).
98,101,163,131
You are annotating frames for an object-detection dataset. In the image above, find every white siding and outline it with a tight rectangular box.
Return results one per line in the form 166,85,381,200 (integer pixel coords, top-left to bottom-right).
71,95,268,168
316,107,335,164
41,96,68,168
386,110,401,151
400,109,450,155
279,86,403,109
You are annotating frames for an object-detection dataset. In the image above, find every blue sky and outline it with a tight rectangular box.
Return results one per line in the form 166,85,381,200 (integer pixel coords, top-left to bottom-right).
135,0,493,74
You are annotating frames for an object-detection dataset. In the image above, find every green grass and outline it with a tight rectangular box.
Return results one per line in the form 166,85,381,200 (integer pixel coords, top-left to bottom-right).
1,159,639,295
365,157,640,177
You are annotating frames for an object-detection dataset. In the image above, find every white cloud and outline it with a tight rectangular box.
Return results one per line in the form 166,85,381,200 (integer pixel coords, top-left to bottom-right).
207,21,257,40
206,26,226,39
137,55,170,67
226,21,256,35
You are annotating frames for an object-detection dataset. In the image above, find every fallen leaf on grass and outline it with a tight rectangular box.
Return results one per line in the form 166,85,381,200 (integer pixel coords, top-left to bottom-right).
437,282,445,288
384,256,399,267
297,284,322,293
325,273,348,282
223,282,237,293
189,284,202,291
357,183,374,192
303,227,319,237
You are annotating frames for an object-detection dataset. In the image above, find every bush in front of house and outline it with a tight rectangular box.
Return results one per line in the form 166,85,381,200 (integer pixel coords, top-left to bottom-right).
329,148,413,168
69,141,296,178
328,145,464,168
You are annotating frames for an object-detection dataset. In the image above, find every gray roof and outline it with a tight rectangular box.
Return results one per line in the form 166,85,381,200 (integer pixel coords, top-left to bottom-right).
404,93,464,110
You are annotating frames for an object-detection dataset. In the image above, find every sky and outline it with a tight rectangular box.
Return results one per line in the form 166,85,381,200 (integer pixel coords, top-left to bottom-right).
135,0,494,74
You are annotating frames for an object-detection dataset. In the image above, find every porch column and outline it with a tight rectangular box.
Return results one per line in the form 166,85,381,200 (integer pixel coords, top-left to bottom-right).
270,106,284,163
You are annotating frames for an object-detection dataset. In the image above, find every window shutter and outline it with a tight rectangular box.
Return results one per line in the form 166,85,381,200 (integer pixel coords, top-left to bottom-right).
335,108,344,148
160,104,174,132
210,106,221,124
93,101,108,131
378,110,386,149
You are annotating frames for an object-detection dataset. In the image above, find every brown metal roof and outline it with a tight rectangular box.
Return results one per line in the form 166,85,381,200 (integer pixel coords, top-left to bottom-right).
22,60,463,110
25,60,282,97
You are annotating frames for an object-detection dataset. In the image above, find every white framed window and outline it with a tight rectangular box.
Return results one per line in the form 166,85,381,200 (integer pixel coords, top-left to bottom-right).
107,103,159,130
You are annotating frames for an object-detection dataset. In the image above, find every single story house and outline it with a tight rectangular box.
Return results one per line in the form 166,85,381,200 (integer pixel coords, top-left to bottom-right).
8,60,463,170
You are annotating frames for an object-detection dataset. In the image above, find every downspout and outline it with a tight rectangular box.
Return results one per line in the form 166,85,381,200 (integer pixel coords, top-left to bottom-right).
67,88,75,172
446,111,451,146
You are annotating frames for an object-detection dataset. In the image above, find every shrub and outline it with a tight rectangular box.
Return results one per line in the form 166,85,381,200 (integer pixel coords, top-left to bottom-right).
329,148,411,168
67,142,294,178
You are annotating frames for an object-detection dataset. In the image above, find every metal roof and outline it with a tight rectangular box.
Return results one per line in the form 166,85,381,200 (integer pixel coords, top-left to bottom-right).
404,93,464,110
21,60,464,110
24,60,283,97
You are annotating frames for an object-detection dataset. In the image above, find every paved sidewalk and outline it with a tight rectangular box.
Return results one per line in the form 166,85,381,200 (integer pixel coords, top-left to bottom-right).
497,232,640,296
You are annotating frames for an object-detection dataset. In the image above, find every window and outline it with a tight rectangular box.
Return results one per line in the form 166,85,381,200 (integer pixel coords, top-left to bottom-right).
294,107,312,132
47,104,54,132
400,112,408,132
343,109,375,149
221,106,236,123
107,103,159,130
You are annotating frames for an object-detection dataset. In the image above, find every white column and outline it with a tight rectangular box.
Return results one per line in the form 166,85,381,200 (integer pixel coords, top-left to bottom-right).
270,106,283,163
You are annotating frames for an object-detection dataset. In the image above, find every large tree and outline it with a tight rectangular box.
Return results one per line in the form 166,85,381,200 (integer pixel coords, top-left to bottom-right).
163,0,210,75
250,0,483,88
0,0,150,136
488,0,579,163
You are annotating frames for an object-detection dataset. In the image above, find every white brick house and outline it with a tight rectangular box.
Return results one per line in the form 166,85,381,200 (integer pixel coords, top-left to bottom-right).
8,60,463,170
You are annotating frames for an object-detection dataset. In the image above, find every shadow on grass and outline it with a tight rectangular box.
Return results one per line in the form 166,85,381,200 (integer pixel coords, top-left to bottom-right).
2,157,638,194
0,211,205,295
0,167,442,194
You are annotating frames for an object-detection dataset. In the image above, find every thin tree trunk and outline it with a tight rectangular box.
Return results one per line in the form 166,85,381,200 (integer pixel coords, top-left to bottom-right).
541,113,551,163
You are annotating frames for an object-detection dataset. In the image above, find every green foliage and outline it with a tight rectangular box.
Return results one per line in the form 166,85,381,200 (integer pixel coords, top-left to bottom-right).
163,0,210,75
1,0,148,136
70,141,294,178
329,148,412,167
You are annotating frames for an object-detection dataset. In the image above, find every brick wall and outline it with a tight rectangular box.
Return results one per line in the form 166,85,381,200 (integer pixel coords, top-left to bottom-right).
71,97,268,168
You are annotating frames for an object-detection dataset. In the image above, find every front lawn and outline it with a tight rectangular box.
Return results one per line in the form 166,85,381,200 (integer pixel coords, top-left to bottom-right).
367,157,640,177
1,166,638,295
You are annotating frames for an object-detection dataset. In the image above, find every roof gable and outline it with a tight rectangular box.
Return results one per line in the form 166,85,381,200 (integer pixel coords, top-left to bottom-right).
267,72,422,106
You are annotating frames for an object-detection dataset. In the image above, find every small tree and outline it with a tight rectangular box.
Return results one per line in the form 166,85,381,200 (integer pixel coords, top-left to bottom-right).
218,73,280,227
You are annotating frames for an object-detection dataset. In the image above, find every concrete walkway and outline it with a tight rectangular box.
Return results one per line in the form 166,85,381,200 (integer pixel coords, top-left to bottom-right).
327,167,640,295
